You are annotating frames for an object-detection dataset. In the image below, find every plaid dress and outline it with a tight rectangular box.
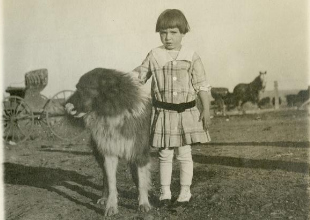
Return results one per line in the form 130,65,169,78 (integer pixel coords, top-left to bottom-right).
134,45,211,148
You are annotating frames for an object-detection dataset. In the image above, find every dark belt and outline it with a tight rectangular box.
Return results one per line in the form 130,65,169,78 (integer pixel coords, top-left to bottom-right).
152,99,196,113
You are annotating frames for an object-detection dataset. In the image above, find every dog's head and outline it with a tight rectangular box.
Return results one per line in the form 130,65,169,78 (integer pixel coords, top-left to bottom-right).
66,68,142,118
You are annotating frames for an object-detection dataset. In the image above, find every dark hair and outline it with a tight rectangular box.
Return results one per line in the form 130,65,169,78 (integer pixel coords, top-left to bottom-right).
156,9,190,34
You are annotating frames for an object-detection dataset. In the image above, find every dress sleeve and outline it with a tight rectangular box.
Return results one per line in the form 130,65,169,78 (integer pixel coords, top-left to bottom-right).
132,52,152,85
191,53,211,93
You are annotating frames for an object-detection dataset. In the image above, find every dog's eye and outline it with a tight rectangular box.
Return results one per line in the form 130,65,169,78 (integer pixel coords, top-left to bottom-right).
87,88,99,96
78,88,99,97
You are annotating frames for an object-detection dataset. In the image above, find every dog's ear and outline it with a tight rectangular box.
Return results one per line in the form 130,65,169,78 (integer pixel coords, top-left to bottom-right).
100,75,121,95
101,75,119,86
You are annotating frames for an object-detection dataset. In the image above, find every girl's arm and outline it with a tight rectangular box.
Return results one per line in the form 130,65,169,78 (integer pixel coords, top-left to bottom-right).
198,90,211,130
132,52,152,85
190,53,212,130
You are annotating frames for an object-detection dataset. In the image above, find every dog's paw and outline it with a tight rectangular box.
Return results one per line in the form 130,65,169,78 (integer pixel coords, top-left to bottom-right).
104,206,119,216
97,197,107,205
139,203,152,213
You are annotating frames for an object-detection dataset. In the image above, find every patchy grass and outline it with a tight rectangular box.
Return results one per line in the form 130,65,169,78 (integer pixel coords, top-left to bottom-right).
3,110,309,220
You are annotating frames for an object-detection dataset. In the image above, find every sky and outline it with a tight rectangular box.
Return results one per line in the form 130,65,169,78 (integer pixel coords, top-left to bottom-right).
1,0,309,97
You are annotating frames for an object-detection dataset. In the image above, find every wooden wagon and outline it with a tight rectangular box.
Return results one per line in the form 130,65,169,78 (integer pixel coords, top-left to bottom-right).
3,69,84,144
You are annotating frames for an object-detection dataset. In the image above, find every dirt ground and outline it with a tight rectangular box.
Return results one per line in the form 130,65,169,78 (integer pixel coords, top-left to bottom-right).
2,109,310,220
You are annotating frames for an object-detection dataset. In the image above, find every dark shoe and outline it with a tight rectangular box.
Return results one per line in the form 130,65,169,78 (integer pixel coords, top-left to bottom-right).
168,197,192,210
159,199,171,208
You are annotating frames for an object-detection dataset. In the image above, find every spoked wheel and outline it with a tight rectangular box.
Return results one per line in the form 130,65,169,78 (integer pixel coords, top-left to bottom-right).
45,90,86,142
2,96,34,144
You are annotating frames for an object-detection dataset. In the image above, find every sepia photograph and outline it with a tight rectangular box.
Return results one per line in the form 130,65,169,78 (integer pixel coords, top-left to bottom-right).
1,0,309,219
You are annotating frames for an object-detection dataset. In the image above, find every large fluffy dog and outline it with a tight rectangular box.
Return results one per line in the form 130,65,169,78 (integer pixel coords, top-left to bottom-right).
65,68,152,216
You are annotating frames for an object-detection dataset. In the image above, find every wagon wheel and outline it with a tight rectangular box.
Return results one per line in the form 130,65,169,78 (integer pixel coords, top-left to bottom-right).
45,90,86,142
33,94,48,125
31,94,50,138
2,96,34,144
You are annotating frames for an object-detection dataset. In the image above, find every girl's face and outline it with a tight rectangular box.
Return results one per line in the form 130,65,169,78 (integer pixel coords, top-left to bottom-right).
159,28,184,50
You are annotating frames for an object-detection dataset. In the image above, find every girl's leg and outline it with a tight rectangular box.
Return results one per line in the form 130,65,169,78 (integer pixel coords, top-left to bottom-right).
158,148,174,200
176,145,193,202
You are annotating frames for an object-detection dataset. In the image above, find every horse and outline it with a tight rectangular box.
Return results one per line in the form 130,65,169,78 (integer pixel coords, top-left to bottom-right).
232,71,267,111
211,87,234,116
285,89,309,107
297,89,309,103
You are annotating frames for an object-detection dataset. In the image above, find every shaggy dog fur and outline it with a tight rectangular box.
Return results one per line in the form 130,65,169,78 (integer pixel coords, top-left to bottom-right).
65,68,152,216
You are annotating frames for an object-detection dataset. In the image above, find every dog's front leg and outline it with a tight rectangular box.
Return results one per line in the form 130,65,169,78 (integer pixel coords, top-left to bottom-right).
103,155,119,216
97,168,109,205
137,162,152,212
91,140,109,206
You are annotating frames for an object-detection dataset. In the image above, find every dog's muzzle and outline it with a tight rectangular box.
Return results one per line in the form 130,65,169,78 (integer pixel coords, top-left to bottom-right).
65,103,87,118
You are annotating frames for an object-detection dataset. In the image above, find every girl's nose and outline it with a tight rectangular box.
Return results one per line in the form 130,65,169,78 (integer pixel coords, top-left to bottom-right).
165,33,171,40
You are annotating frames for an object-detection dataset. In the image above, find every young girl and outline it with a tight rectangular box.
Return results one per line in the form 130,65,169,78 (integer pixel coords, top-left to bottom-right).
132,9,211,206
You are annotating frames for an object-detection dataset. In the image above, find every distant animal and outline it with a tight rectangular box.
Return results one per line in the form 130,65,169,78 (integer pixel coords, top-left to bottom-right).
286,94,298,107
233,71,267,111
258,97,271,108
65,68,152,216
211,87,230,115
297,89,309,103
286,89,309,107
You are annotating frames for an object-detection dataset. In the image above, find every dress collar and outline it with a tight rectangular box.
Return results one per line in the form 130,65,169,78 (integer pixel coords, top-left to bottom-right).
152,45,194,67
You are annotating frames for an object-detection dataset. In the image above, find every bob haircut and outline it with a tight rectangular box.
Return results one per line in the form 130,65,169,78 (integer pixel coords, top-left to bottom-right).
156,9,190,34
